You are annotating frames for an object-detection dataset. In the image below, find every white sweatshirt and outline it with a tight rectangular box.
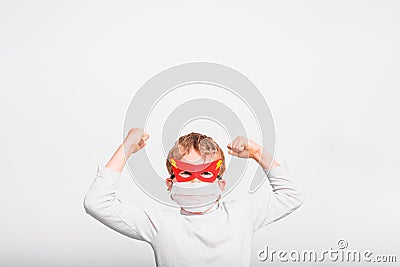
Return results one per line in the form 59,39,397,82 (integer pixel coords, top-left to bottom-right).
83,162,303,267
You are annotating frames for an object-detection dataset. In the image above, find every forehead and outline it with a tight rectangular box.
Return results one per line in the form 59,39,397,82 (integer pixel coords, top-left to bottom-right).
171,148,220,172
173,158,218,172
180,149,218,165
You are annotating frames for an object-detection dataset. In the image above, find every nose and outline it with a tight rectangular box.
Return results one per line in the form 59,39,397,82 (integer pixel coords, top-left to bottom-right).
188,178,202,183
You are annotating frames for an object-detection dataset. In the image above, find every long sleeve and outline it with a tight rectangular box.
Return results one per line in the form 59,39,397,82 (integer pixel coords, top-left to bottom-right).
249,161,304,231
83,165,165,244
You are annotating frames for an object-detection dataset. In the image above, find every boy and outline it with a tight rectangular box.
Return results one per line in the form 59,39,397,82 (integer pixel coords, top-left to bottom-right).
84,128,303,267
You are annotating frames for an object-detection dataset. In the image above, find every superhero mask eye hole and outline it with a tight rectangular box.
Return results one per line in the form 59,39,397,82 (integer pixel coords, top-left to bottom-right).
177,171,214,179
178,171,192,178
200,171,213,178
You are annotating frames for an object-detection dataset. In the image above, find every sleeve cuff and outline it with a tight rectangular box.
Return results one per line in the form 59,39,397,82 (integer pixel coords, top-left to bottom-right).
97,164,122,178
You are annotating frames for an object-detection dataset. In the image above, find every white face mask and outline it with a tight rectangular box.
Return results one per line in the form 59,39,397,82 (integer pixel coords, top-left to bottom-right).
169,181,222,213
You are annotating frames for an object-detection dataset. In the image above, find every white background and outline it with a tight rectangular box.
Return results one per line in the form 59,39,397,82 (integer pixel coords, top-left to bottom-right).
1,1,399,266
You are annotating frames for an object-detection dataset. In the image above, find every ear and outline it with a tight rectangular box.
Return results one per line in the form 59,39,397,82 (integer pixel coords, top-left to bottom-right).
165,178,173,190
218,179,226,191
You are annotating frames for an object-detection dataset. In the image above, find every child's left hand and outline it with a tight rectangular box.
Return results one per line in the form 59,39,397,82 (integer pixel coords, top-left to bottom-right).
227,136,262,160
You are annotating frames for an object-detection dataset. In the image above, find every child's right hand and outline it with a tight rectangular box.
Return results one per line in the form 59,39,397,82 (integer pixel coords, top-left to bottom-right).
123,127,150,155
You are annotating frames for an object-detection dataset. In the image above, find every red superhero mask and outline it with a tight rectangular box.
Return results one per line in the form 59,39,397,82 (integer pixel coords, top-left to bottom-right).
169,158,223,183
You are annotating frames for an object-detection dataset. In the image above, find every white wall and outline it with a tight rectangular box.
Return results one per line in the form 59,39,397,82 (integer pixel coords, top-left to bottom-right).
1,1,399,266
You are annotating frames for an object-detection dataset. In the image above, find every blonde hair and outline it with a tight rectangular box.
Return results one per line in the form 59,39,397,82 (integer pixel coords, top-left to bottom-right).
166,132,226,177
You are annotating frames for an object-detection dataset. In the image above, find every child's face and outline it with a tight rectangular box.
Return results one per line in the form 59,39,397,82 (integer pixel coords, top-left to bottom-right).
166,148,226,190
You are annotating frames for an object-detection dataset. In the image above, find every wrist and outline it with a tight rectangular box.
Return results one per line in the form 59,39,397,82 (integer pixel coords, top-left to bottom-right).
250,145,262,161
252,146,279,169
122,142,135,157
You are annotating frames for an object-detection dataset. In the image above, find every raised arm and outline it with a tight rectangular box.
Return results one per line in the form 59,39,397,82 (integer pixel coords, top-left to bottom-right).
227,136,304,231
104,128,149,172
83,128,165,243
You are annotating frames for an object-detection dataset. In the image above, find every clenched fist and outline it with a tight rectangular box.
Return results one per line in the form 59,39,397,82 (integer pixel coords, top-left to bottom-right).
227,136,261,159
123,128,150,155
227,136,280,169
